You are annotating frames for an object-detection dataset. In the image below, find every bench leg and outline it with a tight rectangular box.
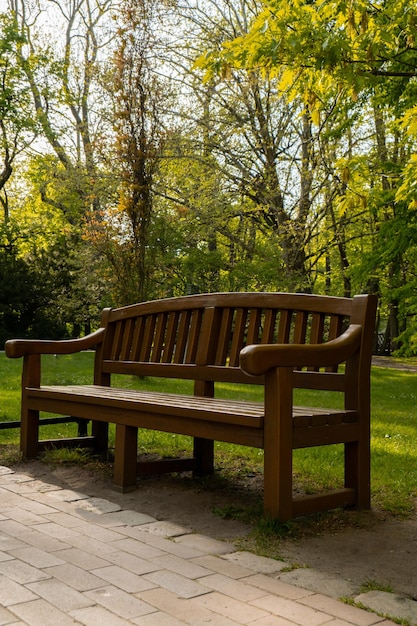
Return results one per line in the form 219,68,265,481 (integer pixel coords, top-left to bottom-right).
20,408,39,459
345,440,371,509
263,368,294,521
91,421,109,456
193,437,214,474
113,424,138,492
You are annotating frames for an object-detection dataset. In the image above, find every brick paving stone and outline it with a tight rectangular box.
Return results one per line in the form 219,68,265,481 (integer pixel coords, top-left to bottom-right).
27,578,95,612
0,603,23,625
9,598,80,626
143,569,211,599
8,546,65,569
1,558,51,584
131,611,188,625
222,551,288,575
0,472,33,485
251,593,343,626
45,511,87,528
85,585,156,619
45,489,90,502
279,567,358,599
49,547,111,570
5,507,48,526
70,605,133,626
73,497,122,515
120,528,205,559
138,587,241,625
110,537,166,560
0,499,29,515
3,479,61,494
241,574,314,600
197,573,269,602
173,533,235,555
0,535,27,552
91,565,157,593
246,617,305,626
16,528,71,552
300,593,394,625
102,550,160,576
76,522,126,543
138,521,192,537
44,563,108,591
18,499,58,516
63,532,121,559
318,620,384,626
150,554,211,579
191,555,254,579
98,510,156,527
0,549,14,562
192,590,269,623
354,591,415,625
30,521,80,540
0,574,39,606
0,466,14,475
0,519,29,537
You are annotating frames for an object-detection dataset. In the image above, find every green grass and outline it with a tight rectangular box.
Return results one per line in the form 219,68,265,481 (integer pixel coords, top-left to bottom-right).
1,352,416,517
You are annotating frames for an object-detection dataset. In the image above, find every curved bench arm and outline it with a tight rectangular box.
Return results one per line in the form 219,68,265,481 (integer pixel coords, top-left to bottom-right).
5,327,106,359
239,324,363,376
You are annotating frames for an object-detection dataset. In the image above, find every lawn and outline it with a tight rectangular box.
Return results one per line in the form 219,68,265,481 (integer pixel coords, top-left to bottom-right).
0,352,416,516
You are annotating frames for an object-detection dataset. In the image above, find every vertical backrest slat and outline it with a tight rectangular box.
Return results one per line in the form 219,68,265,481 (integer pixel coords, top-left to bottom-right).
110,321,124,360
326,314,344,372
120,319,134,360
152,313,167,362
293,311,308,344
162,312,179,363
173,310,191,364
307,312,325,372
131,316,145,361
277,309,292,343
328,313,343,340
229,308,248,367
309,312,325,344
247,308,262,345
262,309,277,344
139,315,156,361
185,309,203,363
215,308,234,365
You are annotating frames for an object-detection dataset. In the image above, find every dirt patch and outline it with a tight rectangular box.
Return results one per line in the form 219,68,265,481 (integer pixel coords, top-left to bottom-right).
10,458,417,600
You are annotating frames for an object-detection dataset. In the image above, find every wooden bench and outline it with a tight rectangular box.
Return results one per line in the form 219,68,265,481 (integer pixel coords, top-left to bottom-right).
5,292,377,521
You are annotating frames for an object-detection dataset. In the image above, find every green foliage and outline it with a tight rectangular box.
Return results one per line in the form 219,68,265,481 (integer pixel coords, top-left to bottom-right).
198,0,417,108
0,224,46,345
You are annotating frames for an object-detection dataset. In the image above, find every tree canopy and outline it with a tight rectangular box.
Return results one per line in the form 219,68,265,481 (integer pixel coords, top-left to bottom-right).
1,0,417,354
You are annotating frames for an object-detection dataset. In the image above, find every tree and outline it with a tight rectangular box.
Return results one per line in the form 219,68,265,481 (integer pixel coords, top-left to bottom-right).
82,0,173,305
195,0,417,352
0,13,37,220
9,0,116,219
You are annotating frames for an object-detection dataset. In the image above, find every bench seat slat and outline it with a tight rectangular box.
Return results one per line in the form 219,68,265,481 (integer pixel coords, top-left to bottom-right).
26,385,357,428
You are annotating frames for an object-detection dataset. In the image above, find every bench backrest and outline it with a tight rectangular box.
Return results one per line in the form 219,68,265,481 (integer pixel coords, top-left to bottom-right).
94,292,377,396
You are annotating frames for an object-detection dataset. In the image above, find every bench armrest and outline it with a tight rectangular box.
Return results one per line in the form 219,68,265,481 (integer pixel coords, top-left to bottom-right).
239,324,363,376
5,328,106,359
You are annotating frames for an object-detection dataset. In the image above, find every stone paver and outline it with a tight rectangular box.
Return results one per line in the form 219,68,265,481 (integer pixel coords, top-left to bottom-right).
0,465,403,626
355,591,417,625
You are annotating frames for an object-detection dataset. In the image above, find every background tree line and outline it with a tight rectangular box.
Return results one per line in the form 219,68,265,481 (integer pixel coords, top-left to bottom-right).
1,0,416,354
